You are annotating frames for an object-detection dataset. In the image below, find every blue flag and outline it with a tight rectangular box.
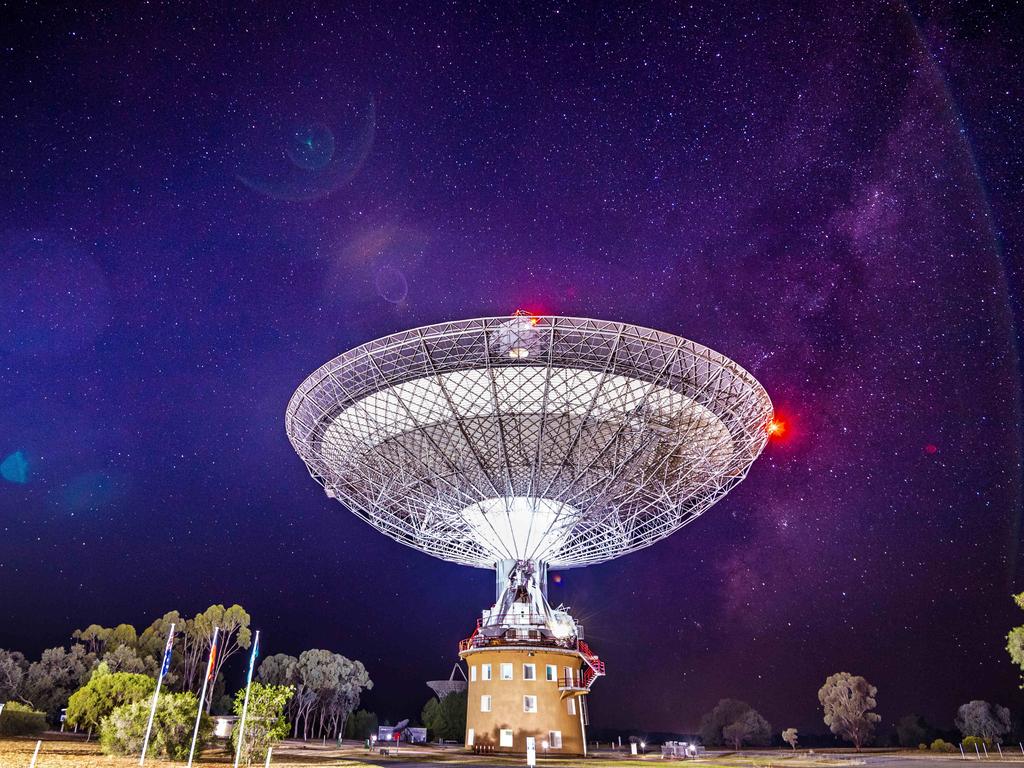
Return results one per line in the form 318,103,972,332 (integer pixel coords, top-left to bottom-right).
246,631,259,683
160,627,175,677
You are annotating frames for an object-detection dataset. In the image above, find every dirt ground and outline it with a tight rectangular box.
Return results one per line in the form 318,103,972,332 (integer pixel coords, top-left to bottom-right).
1,735,1009,768
0,734,366,768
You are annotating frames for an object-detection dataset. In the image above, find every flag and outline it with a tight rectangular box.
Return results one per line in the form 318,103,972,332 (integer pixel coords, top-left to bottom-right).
142,623,175,766
160,627,175,677
233,630,260,768
246,632,259,683
206,636,219,682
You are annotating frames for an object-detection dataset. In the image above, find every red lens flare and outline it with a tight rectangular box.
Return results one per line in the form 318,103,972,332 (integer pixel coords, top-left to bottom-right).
767,418,786,438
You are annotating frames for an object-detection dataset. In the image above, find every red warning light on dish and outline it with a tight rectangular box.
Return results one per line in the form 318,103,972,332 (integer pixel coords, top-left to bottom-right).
513,308,541,325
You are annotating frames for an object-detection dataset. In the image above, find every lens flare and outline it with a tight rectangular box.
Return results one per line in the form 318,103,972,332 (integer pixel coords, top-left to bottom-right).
0,451,29,484
287,122,335,171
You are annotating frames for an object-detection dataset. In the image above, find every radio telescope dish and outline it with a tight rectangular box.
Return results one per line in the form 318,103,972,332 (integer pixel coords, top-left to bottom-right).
427,664,468,699
285,315,773,569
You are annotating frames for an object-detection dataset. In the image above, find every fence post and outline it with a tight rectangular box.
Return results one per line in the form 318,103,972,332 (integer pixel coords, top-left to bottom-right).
960,744,966,760
975,744,982,760
264,746,273,767
28,741,42,768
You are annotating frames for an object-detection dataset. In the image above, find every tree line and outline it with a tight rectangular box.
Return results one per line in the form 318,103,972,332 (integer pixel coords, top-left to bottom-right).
0,603,375,763
1,604,253,721
700,673,1017,752
7,588,1024,755
693,588,1024,753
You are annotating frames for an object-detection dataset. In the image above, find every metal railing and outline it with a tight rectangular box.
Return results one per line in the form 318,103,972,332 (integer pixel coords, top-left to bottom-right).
456,621,607,693
457,617,586,652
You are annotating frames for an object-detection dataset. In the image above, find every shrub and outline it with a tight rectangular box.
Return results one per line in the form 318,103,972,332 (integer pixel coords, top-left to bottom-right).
963,736,989,750
100,691,210,760
918,743,927,750
231,683,293,766
0,702,47,736
66,669,155,732
930,739,955,752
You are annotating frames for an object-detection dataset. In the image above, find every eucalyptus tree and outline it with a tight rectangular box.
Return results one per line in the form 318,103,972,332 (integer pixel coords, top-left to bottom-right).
319,656,371,738
818,672,880,751
71,624,138,657
137,611,181,659
294,649,335,739
22,645,96,722
956,700,1011,744
257,654,300,727
257,650,371,740
722,709,771,749
699,699,754,747
193,604,251,710
137,611,183,685
71,625,110,656
179,604,251,701
102,645,147,674
0,649,28,702
179,615,209,692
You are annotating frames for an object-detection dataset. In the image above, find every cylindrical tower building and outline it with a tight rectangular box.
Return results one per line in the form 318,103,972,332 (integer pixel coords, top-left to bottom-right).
459,559,603,755
462,646,590,754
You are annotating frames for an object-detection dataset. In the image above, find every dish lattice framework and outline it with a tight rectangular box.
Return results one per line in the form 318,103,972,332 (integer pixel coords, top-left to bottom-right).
286,315,773,569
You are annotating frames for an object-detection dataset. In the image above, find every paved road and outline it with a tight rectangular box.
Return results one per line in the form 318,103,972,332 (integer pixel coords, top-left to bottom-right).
272,741,1022,768
857,760,1012,768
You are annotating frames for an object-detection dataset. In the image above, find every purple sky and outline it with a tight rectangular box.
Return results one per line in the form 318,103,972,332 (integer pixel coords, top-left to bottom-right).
1,1,1022,736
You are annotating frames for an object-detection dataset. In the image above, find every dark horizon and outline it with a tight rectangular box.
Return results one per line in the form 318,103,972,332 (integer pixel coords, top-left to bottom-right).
1,0,1022,741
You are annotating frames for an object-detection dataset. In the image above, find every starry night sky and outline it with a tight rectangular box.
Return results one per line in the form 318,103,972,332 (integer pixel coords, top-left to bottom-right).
2,1,1023,738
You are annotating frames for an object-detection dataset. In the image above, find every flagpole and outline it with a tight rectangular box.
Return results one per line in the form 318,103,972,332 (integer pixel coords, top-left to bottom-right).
140,622,175,766
233,629,260,768
187,626,219,768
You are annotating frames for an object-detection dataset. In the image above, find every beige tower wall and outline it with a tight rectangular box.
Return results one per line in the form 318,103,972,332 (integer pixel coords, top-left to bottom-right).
460,646,589,756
